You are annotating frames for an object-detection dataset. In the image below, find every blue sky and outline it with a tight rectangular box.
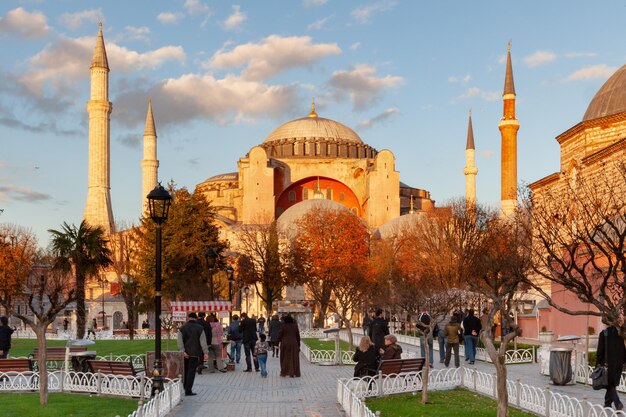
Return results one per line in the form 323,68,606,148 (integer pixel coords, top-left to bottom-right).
1,0,626,247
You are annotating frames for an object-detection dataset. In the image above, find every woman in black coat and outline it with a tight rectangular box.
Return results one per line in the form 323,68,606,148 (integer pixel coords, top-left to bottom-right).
353,336,379,377
596,325,626,410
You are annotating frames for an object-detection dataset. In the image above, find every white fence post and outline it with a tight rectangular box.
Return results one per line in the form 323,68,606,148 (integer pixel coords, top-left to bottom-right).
377,371,383,397
97,373,102,395
545,386,551,417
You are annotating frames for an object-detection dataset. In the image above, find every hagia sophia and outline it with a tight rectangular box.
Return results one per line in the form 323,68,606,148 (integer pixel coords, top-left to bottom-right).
81,23,626,337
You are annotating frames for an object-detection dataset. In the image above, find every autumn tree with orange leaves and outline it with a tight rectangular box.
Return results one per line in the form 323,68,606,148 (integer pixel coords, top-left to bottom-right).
289,207,371,345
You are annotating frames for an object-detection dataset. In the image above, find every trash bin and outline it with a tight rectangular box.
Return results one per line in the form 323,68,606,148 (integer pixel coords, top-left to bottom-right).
549,347,572,385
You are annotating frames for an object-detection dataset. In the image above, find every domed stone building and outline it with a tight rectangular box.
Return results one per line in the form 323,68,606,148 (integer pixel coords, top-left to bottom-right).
524,64,626,340
195,102,435,240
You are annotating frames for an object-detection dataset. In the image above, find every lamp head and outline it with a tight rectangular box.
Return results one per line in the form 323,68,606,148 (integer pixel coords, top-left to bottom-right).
205,247,219,268
226,265,235,283
146,183,172,224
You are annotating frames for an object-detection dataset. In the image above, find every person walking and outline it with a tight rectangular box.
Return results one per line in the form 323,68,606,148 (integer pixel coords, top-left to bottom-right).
380,334,402,360
596,325,626,410
196,312,212,375
227,315,243,364
0,316,15,359
362,311,373,335
278,315,301,377
268,314,282,358
444,314,461,368
254,333,270,378
87,318,97,340
177,313,208,396
257,314,266,334
462,309,482,365
63,318,69,331
368,309,389,353
240,313,259,372
208,314,227,373
352,336,378,377
437,318,446,364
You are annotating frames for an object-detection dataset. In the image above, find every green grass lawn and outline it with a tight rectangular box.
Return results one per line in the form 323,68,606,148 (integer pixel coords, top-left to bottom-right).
302,337,353,351
0,393,138,417
366,389,537,417
10,338,179,358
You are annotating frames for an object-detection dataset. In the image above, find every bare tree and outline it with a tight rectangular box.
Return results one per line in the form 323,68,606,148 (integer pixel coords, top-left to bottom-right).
0,225,76,405
523,160,626,336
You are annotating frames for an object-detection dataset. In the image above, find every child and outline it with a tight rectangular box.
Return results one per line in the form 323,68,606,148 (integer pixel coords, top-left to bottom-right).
254,333,270,378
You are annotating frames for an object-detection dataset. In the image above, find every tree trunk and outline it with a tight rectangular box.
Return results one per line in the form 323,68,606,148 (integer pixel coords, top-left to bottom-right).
75,273,86,339
344,320,354,351
421,327,430,404
127,306,135,341
35,327,49,405
495,352,509,417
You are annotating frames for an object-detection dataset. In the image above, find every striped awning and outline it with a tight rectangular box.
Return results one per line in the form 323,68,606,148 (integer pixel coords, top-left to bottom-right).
170,301,232,312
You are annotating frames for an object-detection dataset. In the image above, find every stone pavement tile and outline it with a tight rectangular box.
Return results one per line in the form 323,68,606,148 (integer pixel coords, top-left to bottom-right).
170,355,352,417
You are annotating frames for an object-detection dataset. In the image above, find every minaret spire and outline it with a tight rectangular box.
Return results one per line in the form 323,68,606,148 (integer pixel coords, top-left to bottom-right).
142,99,159,216
464,110,478,208
308,98,318,118
499,41,520,216
84,23,114,233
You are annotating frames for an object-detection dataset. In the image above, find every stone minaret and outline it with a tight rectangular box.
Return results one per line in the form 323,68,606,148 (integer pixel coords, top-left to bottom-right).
84,22,114,233
464,110,478,208
498,41,519,216
141,99,159,216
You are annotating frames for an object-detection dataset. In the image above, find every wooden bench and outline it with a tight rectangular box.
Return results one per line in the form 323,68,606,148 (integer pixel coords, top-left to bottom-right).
377,357,426,376
88,360,137,376
0,359,33,375
30,346,87,361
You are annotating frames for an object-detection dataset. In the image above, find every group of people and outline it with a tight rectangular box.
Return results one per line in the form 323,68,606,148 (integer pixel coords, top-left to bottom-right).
353,309,404,377
177,311,302,396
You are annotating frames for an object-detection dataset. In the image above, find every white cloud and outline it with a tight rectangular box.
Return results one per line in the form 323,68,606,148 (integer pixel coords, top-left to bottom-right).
19,35,185,95
497,54,507,64
524,50,556,68
448,74,471,83
122,26,151,43
157,12,184,24
329,64,403,110
114,74,299,127
184,0,211,15
456,87,499,102
0,185,51,202
207,35,341,81
564,52,597,59
351,0,396,24
566,64,616,81
350,42,361,51
223,5,246,31
308,16,330,31
0,7,50,38
356,107,399,129
58,8,101,30
304,0,328,7
481,150,494,158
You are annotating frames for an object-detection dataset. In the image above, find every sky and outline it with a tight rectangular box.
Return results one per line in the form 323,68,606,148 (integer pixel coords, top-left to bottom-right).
1,0,626,247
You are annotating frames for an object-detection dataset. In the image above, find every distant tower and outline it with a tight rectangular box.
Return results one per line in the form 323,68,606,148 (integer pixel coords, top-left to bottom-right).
498,41,520,216
84,22,114,233
141,99,159,216
464,110,478,208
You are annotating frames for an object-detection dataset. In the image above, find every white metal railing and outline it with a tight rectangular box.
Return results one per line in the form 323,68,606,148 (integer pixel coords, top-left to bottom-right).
12,329,175,341
0,370,182,417
337,367,626,417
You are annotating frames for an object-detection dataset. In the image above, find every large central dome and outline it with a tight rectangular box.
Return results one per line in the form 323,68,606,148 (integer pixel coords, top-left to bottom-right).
264,106,363,144
583,64,626,122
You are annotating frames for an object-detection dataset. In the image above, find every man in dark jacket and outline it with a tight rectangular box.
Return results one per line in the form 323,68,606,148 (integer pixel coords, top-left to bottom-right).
0,316,14,358
462,309,482,365
239,312,259,372
196,312,212,375
597,325,626,410
177,313,208,396
368,309,389,353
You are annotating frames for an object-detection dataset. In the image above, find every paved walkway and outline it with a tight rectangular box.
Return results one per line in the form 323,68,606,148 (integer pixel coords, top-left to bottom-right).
170,355,352,417
171,338,610,417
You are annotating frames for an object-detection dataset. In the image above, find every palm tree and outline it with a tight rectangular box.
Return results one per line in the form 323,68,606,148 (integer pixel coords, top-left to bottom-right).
48,221,112,339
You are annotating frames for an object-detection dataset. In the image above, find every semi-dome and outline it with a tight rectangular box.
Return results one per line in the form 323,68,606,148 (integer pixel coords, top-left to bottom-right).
277,199,354,237
583,64,626,122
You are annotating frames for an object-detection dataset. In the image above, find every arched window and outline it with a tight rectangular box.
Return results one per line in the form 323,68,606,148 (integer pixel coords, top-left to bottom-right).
288,190,296,202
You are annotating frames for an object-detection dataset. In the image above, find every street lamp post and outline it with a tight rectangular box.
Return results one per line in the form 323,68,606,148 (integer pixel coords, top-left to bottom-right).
226,266,234,323
100,278,106,329
204,248,219,301
243,286,249,313
147,183,172,396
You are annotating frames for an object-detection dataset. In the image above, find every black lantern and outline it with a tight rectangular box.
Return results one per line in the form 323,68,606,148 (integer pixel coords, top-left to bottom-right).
146,183,171,396
147,184,172,224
